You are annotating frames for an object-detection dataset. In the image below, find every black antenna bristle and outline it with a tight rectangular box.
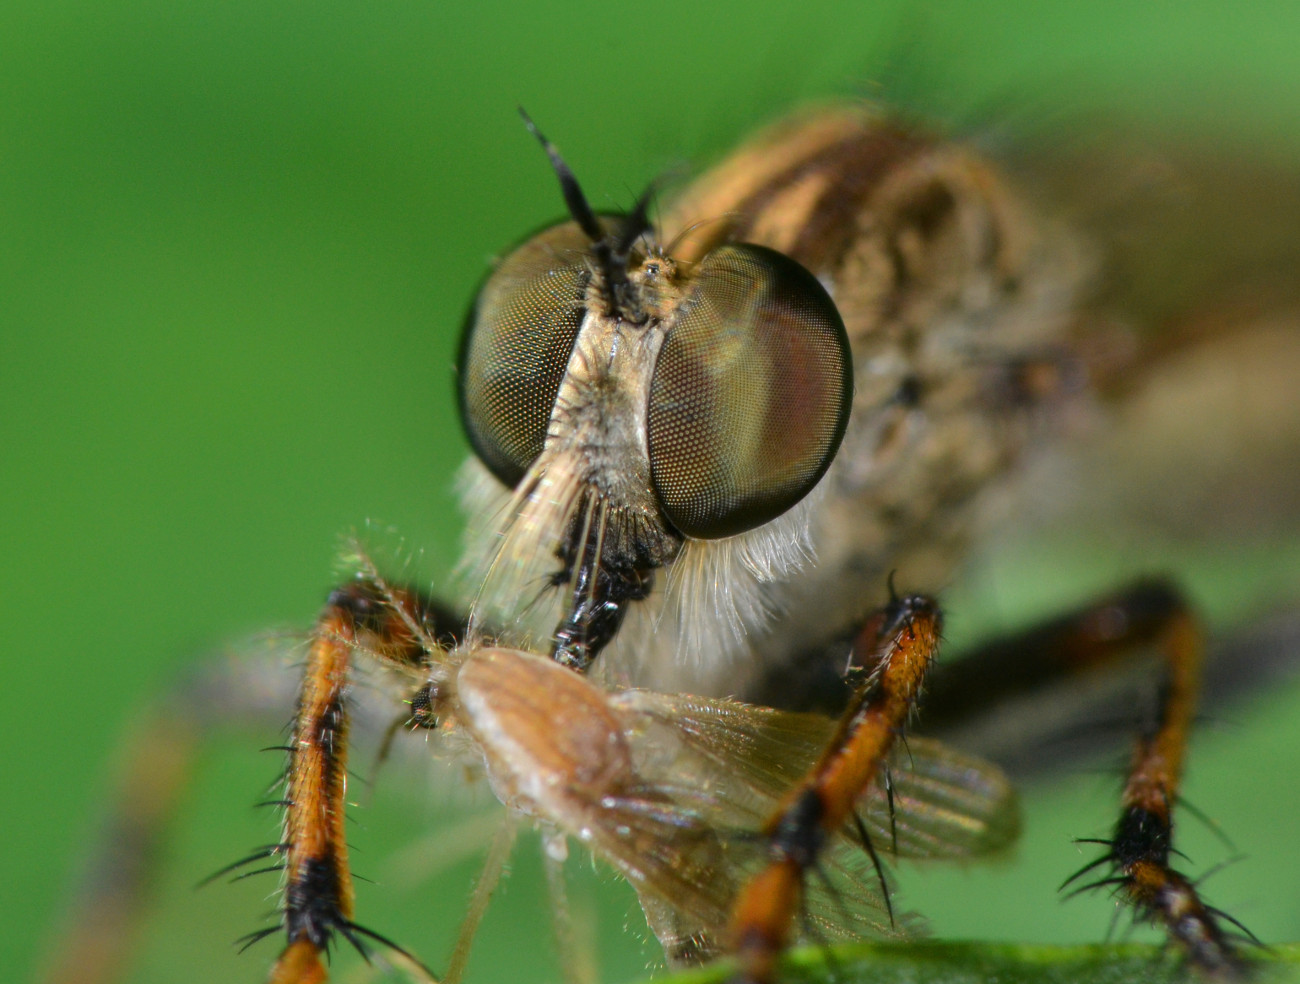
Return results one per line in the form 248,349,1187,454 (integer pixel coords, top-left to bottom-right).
518,107,603,242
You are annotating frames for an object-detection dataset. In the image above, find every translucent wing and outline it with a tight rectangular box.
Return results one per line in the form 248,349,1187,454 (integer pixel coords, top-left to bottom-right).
616,690,1019,861
601,698,909,961
865,736,1020,859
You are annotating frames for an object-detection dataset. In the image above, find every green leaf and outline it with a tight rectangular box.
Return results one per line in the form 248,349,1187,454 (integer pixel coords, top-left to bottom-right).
644,941,1300,984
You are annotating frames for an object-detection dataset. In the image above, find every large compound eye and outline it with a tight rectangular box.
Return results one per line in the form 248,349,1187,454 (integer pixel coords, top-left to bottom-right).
648,244,851,539
458,222,592,486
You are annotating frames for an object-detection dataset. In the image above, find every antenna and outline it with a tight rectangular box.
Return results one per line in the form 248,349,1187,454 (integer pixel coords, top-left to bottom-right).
517,107,652,323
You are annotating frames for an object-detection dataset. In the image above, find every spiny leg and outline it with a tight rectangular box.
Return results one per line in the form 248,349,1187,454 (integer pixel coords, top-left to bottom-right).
39,707,204,984
441,818,518,984
268,576,460,984
728,591,942,984
925,579,1199,736
925,579,1248,975
34,570,460,984
1050,583,1248,976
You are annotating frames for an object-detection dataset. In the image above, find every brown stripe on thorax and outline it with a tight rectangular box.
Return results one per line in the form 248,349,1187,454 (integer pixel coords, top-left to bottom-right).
664,109,928,273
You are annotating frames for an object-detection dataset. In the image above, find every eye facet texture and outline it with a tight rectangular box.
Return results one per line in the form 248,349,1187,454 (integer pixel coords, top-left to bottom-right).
648,244,851,539
459,222,591,486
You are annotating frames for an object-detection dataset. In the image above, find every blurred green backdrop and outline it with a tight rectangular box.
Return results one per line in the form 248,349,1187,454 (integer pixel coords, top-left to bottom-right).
4,1,1300,982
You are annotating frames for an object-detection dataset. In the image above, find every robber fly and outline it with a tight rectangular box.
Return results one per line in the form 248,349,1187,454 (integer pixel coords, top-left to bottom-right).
42,103,1299,984
450,106,1279,981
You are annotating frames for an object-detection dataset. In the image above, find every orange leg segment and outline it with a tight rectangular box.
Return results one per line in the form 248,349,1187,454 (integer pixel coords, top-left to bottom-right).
266,577,445,983
730,579,1252,981
42,573,456,984
1056,585,1250,977
728,592,942,984
267,611,355,983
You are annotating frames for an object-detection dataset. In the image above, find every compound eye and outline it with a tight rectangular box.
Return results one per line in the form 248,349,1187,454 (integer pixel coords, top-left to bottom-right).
458,222,592,486
648,243,851,539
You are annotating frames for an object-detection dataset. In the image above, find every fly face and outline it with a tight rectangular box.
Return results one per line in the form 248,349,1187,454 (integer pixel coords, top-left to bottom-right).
457,115,853,683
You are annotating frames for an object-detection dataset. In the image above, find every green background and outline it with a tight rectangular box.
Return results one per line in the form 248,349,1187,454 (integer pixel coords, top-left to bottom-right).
5,1,1300,982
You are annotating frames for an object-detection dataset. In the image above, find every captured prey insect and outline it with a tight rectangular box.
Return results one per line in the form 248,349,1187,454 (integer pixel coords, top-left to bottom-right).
41,101,1298,984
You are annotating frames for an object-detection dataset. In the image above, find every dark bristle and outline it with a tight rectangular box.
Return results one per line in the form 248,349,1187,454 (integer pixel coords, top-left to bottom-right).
1178,795,1239,853
1060,875,1129,901
230,864,286,883
234,926,279,954
343,919,436,979
1060,852,1113,890
1193,855,1246,888
336,923,372,965
198,845,287,887
882,766,900,855
851,809,894,927
1206,907,1262,946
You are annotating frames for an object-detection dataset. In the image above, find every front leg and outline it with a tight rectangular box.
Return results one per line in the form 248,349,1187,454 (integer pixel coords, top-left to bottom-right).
36,572,463,984
269,577,458,984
